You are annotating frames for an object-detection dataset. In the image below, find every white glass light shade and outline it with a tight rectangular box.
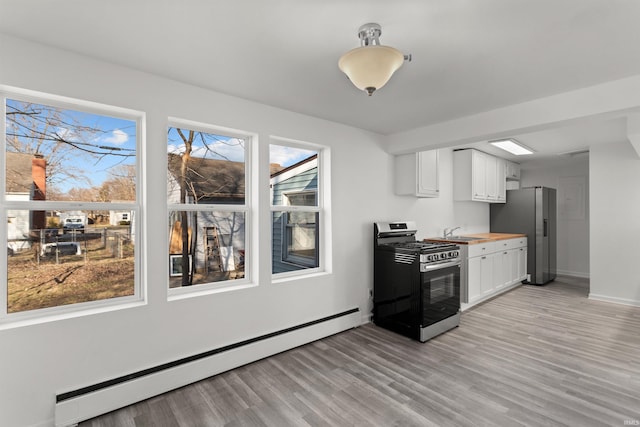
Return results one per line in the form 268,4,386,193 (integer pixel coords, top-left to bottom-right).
339,45,405,95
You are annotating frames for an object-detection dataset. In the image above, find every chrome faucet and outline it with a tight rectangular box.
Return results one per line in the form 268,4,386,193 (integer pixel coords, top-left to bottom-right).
443,226,461,238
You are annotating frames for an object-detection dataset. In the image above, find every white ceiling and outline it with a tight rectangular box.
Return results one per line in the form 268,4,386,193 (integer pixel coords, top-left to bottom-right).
2,0,640,162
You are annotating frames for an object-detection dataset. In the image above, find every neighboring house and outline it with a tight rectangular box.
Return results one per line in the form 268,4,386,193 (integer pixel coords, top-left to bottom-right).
6,152,47,253
270,154,318,274
167,153,248,274
109,208,133,226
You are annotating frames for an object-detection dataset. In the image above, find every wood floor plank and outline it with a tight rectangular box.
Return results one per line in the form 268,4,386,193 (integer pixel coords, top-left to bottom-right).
81,277,640,426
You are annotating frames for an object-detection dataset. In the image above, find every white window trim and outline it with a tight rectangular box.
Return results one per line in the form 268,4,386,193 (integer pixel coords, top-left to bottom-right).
269,136,331,279
166,118,255,298
0,86,145,326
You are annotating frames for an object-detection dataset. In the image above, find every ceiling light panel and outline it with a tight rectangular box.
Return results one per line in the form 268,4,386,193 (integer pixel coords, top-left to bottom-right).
490,139,534,155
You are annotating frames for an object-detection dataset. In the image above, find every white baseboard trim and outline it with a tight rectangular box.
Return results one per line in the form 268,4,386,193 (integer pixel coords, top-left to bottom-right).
556,270,590,279
588,293,640,307
55,309,360,427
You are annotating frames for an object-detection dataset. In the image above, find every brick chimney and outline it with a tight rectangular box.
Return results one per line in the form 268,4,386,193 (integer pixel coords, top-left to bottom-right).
31,154,46,230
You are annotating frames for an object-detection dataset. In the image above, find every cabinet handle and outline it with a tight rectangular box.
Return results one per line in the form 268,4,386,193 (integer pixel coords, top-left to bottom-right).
482,256,486,259
504,252,508,255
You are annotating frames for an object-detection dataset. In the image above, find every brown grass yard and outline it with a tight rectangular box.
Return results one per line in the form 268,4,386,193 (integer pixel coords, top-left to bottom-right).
7,236,135,313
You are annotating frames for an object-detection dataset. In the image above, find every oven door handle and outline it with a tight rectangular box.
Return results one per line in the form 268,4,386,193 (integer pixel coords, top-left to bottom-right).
420,260,462,272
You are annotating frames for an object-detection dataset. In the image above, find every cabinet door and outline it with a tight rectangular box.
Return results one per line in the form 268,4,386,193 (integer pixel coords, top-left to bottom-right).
395,151,439,197
496,250,516,289
416,150,439,197
517,247,528,281
467,256,482,303
496,157,506,202
480,254,494,296
493,251,504,290
485,154,498,200
472,151,487,200
505,249,517,286
506,161,521,180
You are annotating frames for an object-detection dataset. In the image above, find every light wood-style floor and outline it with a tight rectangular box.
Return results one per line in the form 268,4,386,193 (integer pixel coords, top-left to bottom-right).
81,276,640,426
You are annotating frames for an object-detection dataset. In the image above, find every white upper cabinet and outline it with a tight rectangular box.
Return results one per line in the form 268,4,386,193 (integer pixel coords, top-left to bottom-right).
506,160,521,180
453,149,506,203
395,150,439,198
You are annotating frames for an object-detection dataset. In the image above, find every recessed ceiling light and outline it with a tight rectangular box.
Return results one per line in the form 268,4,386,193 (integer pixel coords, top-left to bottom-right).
490,139,534,155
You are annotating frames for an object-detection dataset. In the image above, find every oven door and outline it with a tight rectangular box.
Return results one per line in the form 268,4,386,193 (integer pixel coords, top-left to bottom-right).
420,260,461,326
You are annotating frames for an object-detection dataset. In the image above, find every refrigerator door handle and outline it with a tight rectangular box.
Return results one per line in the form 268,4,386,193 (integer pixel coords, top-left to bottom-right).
544,219,548,237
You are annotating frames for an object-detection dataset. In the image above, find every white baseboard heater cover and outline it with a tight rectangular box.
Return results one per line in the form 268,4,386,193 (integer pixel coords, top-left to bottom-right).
55,308,360,427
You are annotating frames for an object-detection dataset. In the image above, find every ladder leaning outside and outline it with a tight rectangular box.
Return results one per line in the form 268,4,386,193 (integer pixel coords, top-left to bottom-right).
204,226,224,273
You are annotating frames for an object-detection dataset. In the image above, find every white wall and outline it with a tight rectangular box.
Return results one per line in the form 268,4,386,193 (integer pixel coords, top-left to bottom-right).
0,34,396,427
520,157,590,278
590,142,640,305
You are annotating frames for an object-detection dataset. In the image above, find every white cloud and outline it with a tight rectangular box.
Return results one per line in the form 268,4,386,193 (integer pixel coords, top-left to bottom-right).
269,145,316,167
56,126,80,142
104,129,129,145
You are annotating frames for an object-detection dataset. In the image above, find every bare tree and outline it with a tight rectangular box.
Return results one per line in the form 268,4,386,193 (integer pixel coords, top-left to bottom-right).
176,129,195,287
168,128,245,286
99,165,136,202
6,100,135,196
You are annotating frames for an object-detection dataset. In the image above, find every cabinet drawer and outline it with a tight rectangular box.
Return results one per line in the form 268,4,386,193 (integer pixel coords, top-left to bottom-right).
506,237,527,250
468,242,497,258
492,237,527,251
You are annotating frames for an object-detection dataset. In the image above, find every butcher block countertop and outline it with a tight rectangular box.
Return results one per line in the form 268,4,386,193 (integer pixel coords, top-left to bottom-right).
425,232,527,245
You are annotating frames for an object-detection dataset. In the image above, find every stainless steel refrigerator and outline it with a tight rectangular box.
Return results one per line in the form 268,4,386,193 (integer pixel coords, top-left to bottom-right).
490,186,557,285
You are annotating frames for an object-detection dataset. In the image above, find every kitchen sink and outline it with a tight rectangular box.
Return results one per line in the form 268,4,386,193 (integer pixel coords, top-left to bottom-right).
443,236,485,242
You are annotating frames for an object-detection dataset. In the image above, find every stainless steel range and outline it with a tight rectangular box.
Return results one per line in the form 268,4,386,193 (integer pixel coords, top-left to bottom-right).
373,221,462,342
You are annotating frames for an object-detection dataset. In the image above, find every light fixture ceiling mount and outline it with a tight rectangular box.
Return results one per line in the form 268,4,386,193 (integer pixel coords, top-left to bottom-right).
489,138,534,156
338,23,410,96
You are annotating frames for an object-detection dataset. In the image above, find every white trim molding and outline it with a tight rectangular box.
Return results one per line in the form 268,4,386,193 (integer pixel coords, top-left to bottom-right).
588,293,640,307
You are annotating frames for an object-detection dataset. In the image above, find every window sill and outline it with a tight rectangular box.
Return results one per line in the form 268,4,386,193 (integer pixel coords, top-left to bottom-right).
168,280,257,302
271,269,330,284
0,297,146,331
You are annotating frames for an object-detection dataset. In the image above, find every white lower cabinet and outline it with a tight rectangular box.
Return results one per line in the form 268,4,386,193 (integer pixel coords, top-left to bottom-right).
463,237,527,306
516,246,528,281
467,254,494,303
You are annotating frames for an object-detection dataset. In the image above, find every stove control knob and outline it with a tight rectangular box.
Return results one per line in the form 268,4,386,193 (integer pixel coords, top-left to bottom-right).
440,253,447,260
426,254,433,262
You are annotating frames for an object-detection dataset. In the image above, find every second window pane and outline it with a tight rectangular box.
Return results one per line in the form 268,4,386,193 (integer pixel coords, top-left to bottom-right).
169,210,246,287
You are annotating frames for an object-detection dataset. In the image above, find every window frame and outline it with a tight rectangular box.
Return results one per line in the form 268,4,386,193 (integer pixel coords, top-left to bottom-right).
0,87,145,324
270,137,329,279
166,117,254,298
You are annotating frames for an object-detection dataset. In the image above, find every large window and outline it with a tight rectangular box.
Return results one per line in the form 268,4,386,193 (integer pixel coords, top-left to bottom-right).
167,120,250,291
270,142,323,275
2,92,141,318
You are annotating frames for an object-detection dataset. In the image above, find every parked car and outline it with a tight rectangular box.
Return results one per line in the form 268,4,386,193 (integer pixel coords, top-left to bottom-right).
62,217,85,233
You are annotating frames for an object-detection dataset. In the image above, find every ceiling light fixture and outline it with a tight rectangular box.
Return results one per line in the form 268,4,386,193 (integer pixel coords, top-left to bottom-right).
338,23,411,96
490,139,534,155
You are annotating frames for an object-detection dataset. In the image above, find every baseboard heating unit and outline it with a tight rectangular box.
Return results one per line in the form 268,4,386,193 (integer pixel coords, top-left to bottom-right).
55,308,360,427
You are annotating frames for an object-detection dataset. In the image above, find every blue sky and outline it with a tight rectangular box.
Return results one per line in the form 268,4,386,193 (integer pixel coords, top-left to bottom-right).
6,98,136,194
6,99,316,196
166,127,316,168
